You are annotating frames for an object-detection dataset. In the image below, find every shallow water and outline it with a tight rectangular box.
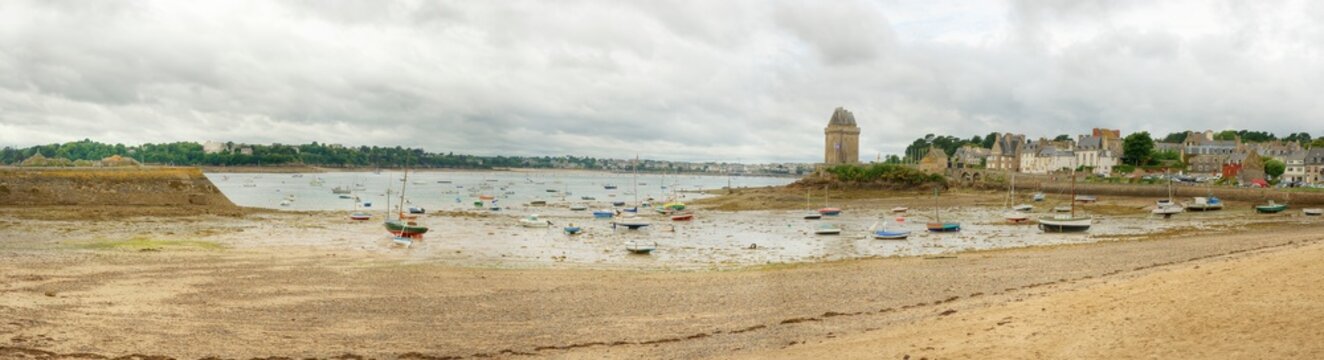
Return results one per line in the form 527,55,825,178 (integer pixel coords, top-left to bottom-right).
207,170,795,211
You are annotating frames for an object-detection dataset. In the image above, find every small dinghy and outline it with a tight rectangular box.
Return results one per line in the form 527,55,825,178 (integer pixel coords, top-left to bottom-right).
926,222,960,232
1004,211,1030,223
391,236,413,246
408,207,425,214
348,212,372,221
563,225,583,235
803,212,822,220
1012,204,1033,212
1256,201,1288,214
890,207,908,213
520,215,550,228
612,201,626,207
613,218,651,230
868,221,909,240
569,204,588,211
1032,192,1046,202
818,207,842,216
814,223,842,235
1305,208,1323,216
593,210,615,219
624,239,656,254
1183,197,1222,211
670,212,694,221
1052,205,1072,213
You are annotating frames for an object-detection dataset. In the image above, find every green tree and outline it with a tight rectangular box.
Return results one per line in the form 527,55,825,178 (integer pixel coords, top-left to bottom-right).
1053,134,1071,142
981,132,998,148
1160,132,1188,143
1213,130,1238,141
1265,158,1285,179
1122,132,1155,166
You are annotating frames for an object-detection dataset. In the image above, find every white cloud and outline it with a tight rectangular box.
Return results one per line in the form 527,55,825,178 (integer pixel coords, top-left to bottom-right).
0,0,1322,163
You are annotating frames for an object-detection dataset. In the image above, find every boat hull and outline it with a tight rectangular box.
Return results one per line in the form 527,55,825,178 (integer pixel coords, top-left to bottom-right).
872,230,910,239
818,208,842,216
384,220,429,237
1256,205,1288,214
1038,217,1091,233
926,223,960,232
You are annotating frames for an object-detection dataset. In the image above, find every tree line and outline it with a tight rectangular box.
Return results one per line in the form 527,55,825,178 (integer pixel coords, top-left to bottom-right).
0,139,611,169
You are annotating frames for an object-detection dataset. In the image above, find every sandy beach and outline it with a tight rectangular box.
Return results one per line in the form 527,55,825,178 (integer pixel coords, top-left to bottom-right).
2,201,1322,359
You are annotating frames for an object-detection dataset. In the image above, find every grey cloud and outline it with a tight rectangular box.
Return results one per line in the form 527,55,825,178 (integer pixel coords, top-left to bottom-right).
0,0,1322,162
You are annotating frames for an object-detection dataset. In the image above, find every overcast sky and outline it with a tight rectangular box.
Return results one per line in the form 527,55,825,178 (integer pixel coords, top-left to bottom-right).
2,0,1322,162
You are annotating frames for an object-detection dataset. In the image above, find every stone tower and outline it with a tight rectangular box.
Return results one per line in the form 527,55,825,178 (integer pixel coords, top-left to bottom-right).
824,107,861,165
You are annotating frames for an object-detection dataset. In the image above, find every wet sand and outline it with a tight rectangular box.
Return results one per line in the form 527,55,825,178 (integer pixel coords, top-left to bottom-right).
1,203,1322,358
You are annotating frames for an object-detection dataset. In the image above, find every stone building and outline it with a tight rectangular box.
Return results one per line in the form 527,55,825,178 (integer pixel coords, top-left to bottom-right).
823,107,860,165
918,146,949,174
1236,151,1266,184
987,133,1025,171
952,145,990,169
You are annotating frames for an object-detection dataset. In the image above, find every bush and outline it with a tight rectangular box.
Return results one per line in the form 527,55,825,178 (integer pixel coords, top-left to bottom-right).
825,164,946,187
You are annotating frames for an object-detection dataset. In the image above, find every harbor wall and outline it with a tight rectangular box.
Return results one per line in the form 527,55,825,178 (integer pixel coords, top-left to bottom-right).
0,167,240,214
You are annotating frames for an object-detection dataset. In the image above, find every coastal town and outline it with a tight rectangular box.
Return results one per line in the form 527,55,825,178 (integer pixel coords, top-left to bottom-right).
6,2,1324,359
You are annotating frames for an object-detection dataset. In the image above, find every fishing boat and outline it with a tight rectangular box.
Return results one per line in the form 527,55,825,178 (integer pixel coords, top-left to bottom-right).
1305,208,1323,216
814,223,842,235
1183,197,1223,211
1040,170,1092,233
1255,201,1288,214
593,210,615,219
564,225,583,235
624,239,656,254
926,188,961,232
520,215,550,228
868,221,910,240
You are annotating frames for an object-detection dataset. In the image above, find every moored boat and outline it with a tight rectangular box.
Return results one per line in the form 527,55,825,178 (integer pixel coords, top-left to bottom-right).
818,207,842,216
1039,215,1092,232
593,210,615,218
564,225,583,235
349,212,372,221
385,220,429,237
803,212,822,220
814,223,842,235
1183,197,1223,211
1004,211,1029,223
890,206,908,213
1305,208,1323,216
670,212,694,221
624,239,656,254
1255,201,1288,214
926,222,960,232
519,215,550,228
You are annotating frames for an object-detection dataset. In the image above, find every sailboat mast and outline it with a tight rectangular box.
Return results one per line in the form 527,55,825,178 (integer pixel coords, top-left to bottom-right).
934,188,940,222
633,155,639,208
1070,170,1077,217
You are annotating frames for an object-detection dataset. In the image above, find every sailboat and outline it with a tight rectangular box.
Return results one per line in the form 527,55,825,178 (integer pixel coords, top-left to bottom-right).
1183,181,1223,212
1040,170,1092,232
348,195,371,221
1004,173,1030,223
614,155,652,231
803,189,822,220
1152,169,1184,218
926,188,961,232
817,185,842,216
384,161,429,239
